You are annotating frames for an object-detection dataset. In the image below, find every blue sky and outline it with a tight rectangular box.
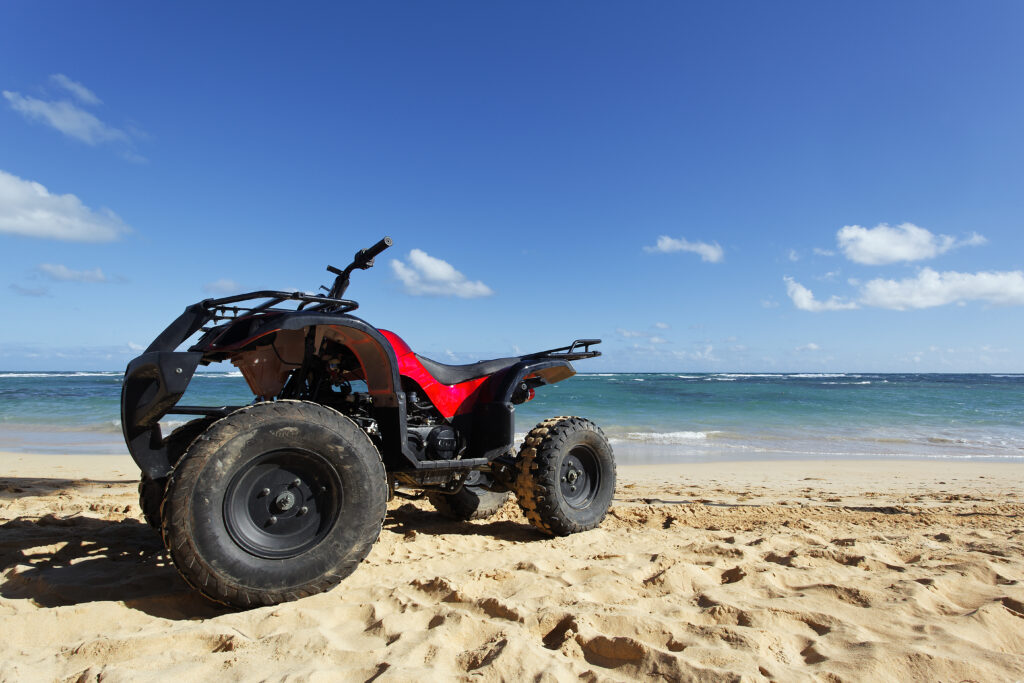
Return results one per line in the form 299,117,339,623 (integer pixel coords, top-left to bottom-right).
2,2,1022,372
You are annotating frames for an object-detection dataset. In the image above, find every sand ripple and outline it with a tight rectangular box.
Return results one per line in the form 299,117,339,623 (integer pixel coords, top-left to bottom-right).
1,458,1022,681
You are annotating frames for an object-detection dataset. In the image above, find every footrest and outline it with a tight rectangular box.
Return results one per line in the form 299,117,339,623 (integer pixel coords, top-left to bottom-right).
414,457,488,471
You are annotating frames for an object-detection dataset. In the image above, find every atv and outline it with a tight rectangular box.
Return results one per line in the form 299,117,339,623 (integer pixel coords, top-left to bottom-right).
121,237,615,608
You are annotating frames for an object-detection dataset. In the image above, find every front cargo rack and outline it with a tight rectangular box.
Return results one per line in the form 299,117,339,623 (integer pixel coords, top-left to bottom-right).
199,290,359,322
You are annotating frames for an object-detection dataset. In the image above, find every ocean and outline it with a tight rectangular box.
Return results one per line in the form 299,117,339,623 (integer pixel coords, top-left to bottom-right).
1,371,1022,464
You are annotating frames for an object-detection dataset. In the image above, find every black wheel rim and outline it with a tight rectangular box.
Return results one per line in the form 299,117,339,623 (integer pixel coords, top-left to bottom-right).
223,448,342,559
560,445,601,509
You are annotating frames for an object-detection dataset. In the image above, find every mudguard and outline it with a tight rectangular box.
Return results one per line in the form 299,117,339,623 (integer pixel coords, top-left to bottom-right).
121,305,418,477
463,358,577,461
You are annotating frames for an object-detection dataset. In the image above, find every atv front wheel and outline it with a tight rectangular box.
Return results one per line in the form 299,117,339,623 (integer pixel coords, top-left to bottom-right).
161,400,387,608
514,416,616,536
428,472,510,521
138,417,216,530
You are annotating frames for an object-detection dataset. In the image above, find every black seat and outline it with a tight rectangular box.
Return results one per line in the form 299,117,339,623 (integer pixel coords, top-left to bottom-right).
414,354,522,386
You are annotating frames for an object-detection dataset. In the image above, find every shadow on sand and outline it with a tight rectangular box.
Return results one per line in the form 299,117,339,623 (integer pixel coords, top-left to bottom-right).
0,500,544,619
0,514,228,620
384,501,541,543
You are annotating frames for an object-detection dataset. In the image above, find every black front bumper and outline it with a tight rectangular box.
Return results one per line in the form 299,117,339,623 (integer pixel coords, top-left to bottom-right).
121,350,203,478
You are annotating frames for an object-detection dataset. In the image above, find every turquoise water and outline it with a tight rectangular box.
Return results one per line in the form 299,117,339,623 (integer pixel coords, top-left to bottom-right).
1,371,1022,463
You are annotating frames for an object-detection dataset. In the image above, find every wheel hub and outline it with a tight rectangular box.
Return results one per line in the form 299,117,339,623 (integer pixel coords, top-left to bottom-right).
274,491,296,512
224,448,343,559
559,447,600,510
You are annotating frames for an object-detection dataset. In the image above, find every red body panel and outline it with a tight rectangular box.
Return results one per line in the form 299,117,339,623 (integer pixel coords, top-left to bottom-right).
378,329,489,419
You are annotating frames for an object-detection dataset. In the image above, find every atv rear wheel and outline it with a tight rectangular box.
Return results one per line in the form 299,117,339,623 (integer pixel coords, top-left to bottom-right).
161,400,387,608
428,472,510,521
514,416,616,536
138,417,216,530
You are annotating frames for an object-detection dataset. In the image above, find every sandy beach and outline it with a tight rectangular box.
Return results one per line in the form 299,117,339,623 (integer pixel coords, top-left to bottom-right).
1,451,1022,682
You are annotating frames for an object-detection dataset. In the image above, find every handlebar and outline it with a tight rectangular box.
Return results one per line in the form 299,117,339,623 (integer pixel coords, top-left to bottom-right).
359,236,393,263
324,236,393,301
327,236,393,276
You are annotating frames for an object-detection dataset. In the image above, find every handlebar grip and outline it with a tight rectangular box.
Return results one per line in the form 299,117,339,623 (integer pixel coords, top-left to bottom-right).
362,236,393,260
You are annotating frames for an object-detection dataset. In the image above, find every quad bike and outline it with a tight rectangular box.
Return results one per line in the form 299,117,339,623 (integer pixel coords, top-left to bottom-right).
121,237,615,608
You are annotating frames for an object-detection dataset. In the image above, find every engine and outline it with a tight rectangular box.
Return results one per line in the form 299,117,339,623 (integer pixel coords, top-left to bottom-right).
406,424,459,461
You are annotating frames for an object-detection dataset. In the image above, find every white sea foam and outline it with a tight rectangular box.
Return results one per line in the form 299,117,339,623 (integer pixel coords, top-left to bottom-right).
623,431,719,442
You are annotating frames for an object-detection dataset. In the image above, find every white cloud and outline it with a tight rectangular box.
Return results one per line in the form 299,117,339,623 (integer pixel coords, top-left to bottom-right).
0,169,129,241
616,328,645,338
203,278,241,295
645,235,724,263
859,268,1024,310
49,74,102,105
391,249,493,298
813,247,835,257
3,91,128,145
649,336,668,344
837,223,986,265
783,277,859,312
38,263,107,283
796,342,820,352
654,322,669,329
788,249,800,262
691,344,717,361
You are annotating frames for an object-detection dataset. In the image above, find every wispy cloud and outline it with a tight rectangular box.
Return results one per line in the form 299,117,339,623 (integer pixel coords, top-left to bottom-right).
645,235,724,263
4,91,128,145
38,263,107,283
4,75,144,160
783,277,859,312
391,249,493,298
616,325,672,343
10,283,49,297
837,223,986,265
49,73,102,105
203,278,241,295
0,169,130,242
796,342,820,352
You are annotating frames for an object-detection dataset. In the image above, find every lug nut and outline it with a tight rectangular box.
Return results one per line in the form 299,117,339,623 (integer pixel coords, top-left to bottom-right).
267,515,278,526
290,478,301,488
297,506,308,516
258,488,270,497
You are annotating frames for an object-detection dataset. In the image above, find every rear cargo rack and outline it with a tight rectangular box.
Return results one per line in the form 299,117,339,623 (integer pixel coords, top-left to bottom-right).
526,338,602,361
